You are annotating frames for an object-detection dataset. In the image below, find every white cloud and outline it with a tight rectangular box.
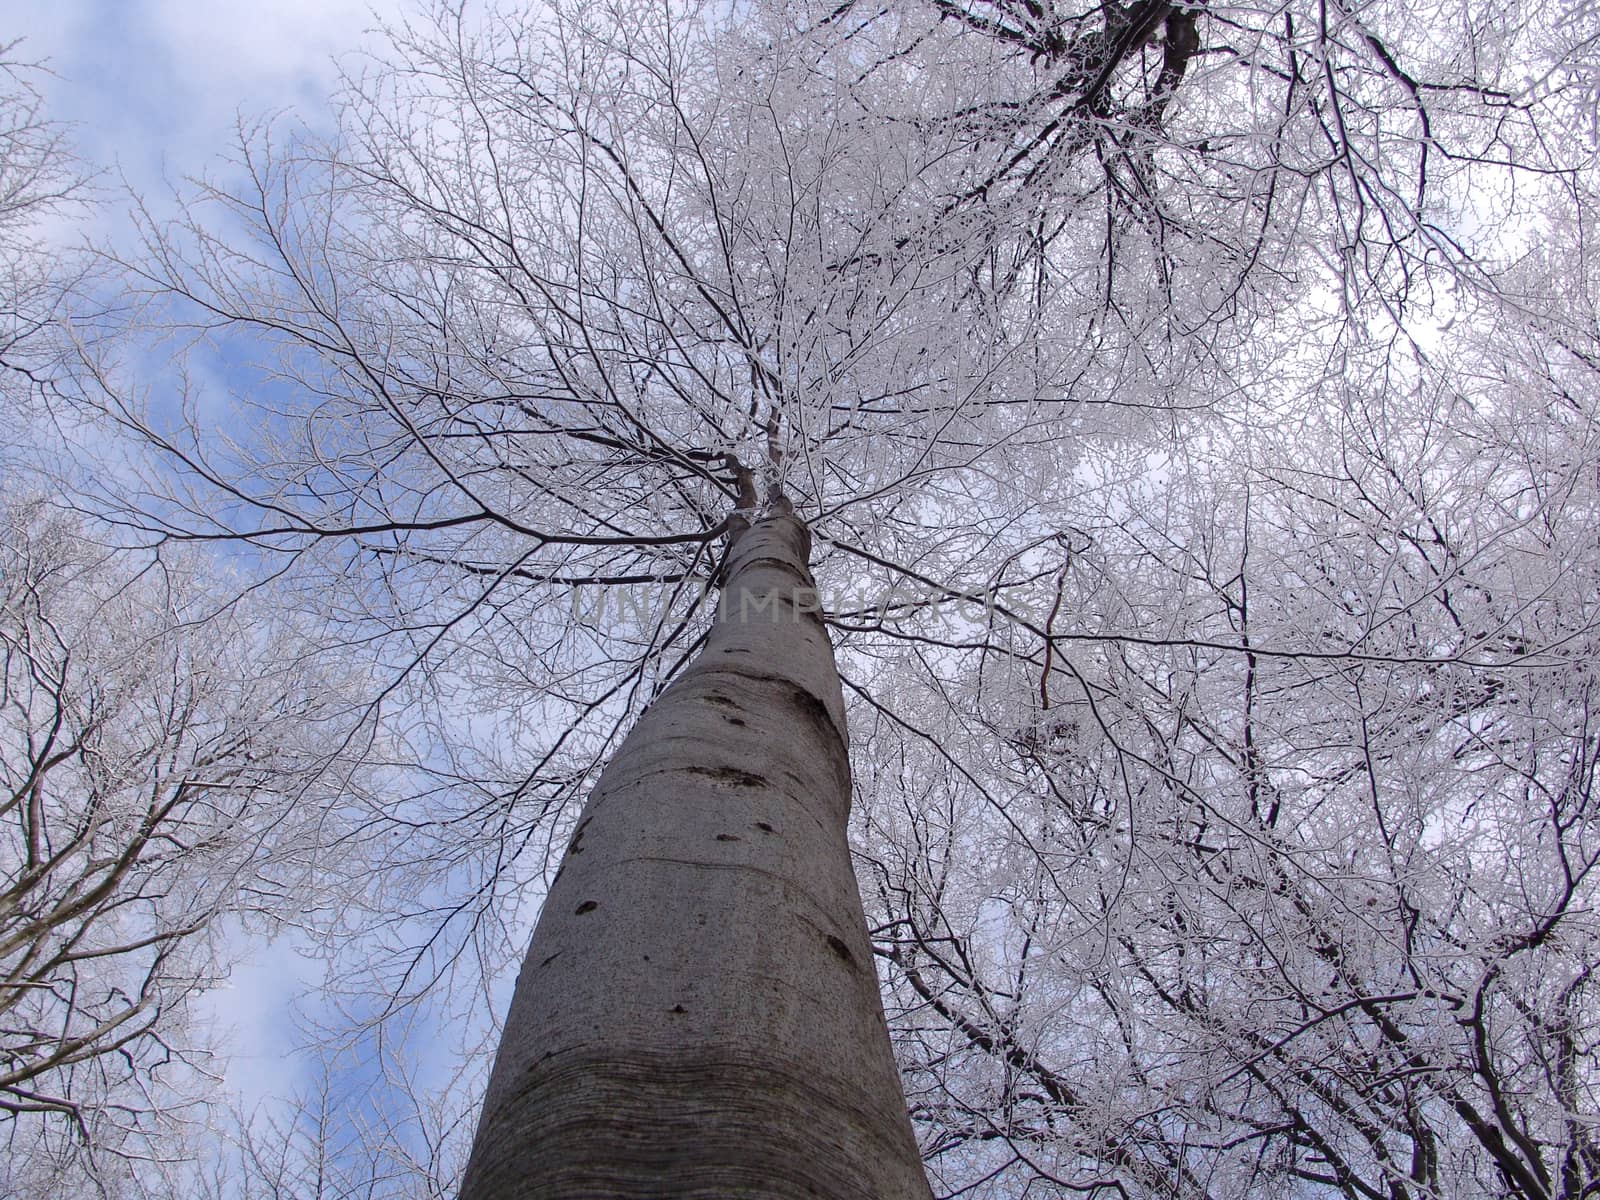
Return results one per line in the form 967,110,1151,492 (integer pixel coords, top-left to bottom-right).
196,926,329,1111
139,0,392,118
13,0,409,207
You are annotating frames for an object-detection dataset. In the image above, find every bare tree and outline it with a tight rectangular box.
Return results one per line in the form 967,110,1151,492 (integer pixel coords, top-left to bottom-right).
863,307,1600,1197
189,1038,470,1200
458,494,929,1196
40,0,1600,1195
0,52,391,1196
0,498,378,1194
0,45,87,466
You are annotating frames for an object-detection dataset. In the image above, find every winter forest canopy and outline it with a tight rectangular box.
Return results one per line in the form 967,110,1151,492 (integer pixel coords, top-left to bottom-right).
2,0,1599,1195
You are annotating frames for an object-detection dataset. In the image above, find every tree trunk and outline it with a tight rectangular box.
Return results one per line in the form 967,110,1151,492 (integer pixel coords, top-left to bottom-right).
459,505,932,1200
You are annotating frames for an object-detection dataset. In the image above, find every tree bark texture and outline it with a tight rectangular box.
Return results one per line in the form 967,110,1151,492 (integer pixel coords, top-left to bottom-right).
459,509,932,1200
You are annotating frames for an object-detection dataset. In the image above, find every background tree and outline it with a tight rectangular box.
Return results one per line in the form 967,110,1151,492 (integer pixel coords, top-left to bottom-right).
0,44,85,468
0,51,385,1198
866,315,1600,1197
0,497,380,1195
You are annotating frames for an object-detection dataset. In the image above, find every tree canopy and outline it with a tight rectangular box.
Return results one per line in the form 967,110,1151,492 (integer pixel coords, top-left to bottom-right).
5,0,1599,1195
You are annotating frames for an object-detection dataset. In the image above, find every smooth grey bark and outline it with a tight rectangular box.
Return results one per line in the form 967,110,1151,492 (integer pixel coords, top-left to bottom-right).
459,505,932,1200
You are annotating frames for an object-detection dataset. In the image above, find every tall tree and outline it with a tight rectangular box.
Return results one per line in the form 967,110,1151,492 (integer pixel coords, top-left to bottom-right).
52,0,1600,1195
461,494,929,1197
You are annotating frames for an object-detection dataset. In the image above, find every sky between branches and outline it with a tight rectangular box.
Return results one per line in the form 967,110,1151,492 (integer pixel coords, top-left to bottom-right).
12,0,413,1117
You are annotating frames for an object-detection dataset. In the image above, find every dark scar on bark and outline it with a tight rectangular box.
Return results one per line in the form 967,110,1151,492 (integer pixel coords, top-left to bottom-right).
740,673,846,749
825,935,855,966
684,765,767,787
568,816,592,853
788,687,838,739
575,900,598,915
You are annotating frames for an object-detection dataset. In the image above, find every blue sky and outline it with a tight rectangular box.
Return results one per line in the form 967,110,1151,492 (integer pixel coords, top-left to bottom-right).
15,0,399,239
12,0,424,1121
